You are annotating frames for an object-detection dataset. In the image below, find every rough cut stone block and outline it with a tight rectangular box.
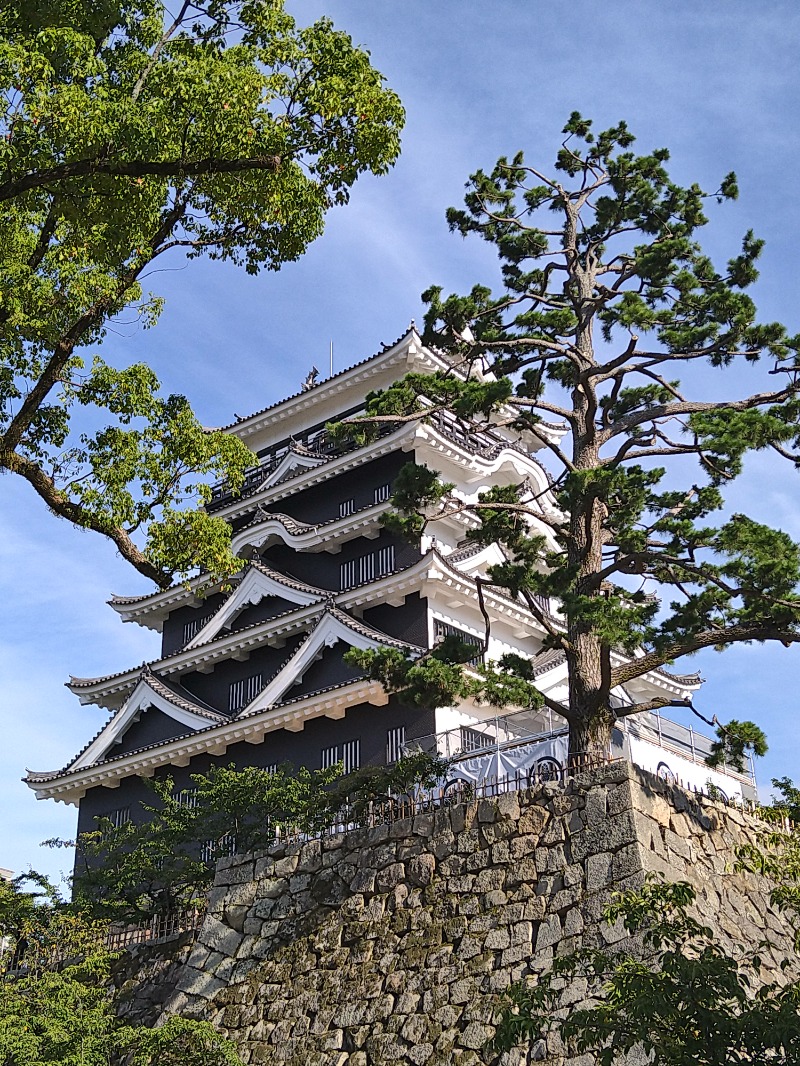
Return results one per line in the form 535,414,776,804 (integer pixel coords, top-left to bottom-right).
197,915,244,958
215,860,256,886
430,831,455,860
375,862,405,892
255,877,288,901
607,780,633,816
570,808,637,862
663,828,692,860
413,813,435,837
611,842,642,881
517,805,549,836
484,927,511,950
586,851,614,892
408,854,436,887
510,920,533,945
495,793,521,822
179,966,228,1001
583,786,609,827
535,914,561,951
460,1021,492,1049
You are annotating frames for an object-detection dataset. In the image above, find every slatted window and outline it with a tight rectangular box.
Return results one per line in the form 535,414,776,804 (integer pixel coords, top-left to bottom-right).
376,544,395,578
461,725,492,753
98,806,130,830
340,558,358,590
339,545,396,590
321,739,361,774
339,498,356,518
360,551,376,583
228,672,263,712
374,483,391,504
200,833,236,865
386,726,406,765
433,620,483,664
173,788,200,809
183,614,213,644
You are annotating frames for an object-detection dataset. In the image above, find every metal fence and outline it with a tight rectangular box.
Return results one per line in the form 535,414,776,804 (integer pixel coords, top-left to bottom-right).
105,906,206,952
7,756,791,965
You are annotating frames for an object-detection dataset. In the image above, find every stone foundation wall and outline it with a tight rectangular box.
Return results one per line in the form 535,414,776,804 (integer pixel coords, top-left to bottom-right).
158,763,796,1065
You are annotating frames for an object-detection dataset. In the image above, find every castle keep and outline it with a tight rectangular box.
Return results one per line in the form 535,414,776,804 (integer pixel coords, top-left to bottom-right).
26,326,754,841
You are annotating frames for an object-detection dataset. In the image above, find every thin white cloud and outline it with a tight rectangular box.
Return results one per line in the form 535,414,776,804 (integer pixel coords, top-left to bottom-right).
6,0,800,877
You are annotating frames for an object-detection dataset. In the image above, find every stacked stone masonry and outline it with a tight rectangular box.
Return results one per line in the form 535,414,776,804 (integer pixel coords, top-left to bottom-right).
152,763,796,1065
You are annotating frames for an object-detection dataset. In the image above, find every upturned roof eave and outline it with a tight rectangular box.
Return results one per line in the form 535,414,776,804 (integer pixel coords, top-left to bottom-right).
25,678,391,804
75,548,702,707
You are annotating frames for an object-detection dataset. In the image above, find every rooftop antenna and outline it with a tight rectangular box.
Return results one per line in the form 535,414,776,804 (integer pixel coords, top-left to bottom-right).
330,339,334,378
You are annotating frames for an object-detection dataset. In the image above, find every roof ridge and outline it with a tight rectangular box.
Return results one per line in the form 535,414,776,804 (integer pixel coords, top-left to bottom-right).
219,325,419,433
145,671,227,723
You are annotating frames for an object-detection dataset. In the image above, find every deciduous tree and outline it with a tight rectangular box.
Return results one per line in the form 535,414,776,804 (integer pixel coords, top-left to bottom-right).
0,0,403,586
64,753,448,920
0,876,244,1066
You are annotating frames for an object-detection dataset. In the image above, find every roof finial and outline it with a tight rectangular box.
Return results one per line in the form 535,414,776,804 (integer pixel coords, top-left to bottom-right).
301,366,319,392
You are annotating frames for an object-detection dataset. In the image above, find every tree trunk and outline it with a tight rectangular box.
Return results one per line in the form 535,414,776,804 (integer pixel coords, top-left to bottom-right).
567,705,615,765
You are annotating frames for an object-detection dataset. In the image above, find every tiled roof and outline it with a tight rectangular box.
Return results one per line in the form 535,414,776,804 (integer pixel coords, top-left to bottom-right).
39,668,226,779
274,676,377,710
108,574,215,608
218,325,418,432
249,560,328,598
249,509,317,536
326,604,424,653
236,603,424,717
26,676,386,785
530,648,567,677
446,542,484,565
652,666,702,686
144,669,227,723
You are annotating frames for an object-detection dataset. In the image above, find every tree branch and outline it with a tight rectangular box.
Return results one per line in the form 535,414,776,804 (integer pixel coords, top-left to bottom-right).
0,154,281,203
600,387,797,445
1,447,168,587
615,695,694,720
611,623,800,688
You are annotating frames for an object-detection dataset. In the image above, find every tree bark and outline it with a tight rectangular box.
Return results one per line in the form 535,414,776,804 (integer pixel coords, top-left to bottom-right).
563,211,615,762
567,707,616,764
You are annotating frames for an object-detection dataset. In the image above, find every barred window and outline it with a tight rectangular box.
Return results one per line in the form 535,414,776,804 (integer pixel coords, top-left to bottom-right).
461,726,492,753
433,619,483,664
360,551,376,583
386,726,406,765
339,545,396,590
376,544,395,578
98,806,130,830
229,672,263,712
200,832,236,865
173,787,200,809
321,738,361,774
339,498,356,518
183,614,213,644
340,558,358,590
374,483,391,504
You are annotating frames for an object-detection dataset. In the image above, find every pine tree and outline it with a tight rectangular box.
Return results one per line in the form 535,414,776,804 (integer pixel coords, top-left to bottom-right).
351,115,800,761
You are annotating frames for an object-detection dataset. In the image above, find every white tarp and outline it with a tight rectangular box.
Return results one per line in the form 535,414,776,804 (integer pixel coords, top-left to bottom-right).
445,733,568,786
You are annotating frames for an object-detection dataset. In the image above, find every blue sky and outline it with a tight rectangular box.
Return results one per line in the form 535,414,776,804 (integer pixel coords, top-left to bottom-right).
3,0,800,884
